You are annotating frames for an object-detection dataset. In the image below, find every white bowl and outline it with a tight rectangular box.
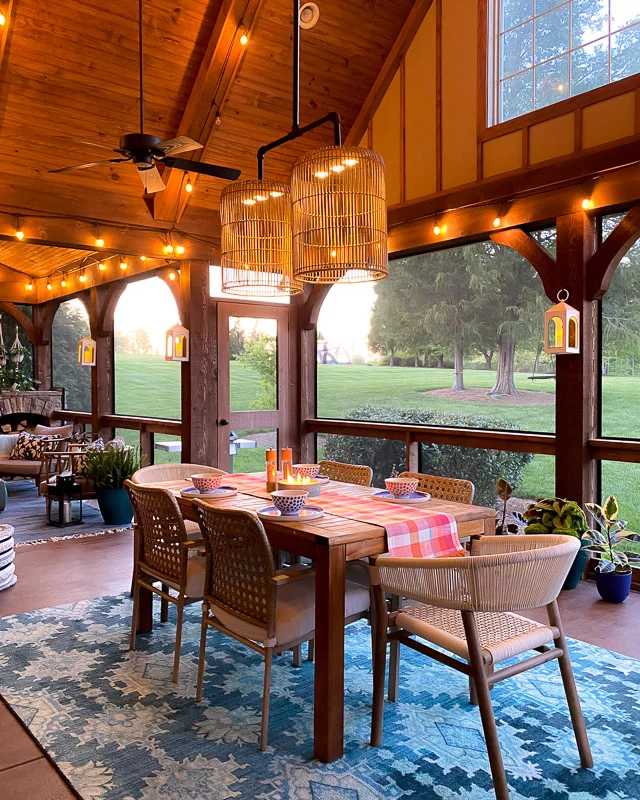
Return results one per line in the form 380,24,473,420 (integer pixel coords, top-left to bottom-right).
384,477,419,497
293,463,321,478
271,489,308,516
191,473,224,493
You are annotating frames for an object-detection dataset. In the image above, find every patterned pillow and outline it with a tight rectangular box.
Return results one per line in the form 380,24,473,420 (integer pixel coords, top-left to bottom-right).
74,438,105,476
10,431,61,461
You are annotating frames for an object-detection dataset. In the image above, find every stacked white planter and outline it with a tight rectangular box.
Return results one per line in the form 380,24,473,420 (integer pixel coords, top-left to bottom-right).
0,524,16,590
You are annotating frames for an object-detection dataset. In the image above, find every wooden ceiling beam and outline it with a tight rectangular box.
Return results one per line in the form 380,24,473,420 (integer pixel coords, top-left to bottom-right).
345,0,434,146
152,0,264,224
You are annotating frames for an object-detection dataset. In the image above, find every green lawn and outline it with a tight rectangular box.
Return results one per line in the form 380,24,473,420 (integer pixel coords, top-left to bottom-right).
110,355,640,529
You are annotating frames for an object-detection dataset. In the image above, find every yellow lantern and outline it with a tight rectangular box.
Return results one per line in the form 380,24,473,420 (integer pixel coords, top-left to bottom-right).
544,290,580,355
77,336,96,367
165,323,189,362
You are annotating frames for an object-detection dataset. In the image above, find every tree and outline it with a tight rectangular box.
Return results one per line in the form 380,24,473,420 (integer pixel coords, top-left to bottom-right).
229,321,246,359
51,301,92,412
237,334,277,410
134,329,152,355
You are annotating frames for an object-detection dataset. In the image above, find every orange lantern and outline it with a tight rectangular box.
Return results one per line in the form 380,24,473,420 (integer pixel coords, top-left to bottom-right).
544,290,580,355
165,323,189,362
77,336,96,367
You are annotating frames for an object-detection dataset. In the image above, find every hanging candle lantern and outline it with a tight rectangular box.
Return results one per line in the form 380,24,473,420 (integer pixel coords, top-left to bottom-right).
165,323,189,362
291,145,387,284
220,180,302,297
544,289,580,355
77,336,96,367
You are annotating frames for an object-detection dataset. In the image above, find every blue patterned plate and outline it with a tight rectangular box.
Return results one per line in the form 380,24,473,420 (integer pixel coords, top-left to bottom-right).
257,505,324,521
315,475,330,484
180,485,238,499
372,489,431,504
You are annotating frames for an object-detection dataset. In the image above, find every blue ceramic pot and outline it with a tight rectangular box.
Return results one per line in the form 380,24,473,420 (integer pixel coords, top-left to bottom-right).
96,488,133,526
562,538,589,590
595,567,632,603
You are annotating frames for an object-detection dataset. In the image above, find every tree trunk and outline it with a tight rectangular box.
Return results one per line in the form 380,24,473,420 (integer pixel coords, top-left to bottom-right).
436,353,444,369
389,346,395,367
491,330,519,395
484,350,494,370
452,342,465,391
414,356,419,368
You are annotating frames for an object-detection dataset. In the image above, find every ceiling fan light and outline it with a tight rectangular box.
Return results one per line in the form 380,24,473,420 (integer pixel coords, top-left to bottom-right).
292,146,387,284
220,179,302,297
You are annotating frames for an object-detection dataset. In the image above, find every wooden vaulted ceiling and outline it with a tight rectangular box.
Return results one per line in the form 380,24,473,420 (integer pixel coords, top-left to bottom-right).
0,0,416,284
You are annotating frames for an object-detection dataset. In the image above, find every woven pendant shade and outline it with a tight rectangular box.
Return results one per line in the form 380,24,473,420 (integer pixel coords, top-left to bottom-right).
291,145,387,284
220,179,302,297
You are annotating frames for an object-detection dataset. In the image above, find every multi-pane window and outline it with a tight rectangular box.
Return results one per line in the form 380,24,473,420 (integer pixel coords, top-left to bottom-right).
494,0,640,123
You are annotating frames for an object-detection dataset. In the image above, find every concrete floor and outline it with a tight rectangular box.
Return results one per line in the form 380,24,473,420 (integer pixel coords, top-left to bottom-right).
1,531,639,799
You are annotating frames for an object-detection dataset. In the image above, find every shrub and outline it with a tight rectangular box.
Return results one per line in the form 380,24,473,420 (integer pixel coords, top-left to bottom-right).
322,405,534,506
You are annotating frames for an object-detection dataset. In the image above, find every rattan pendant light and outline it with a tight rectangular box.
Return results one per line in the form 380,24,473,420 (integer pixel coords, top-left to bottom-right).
291,145,387,283
220,179,302,297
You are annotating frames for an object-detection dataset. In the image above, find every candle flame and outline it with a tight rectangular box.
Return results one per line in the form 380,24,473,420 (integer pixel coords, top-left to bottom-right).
284,474,312,485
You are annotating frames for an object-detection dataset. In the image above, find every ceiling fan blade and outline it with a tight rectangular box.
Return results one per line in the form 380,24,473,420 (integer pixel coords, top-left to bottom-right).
49,158,130,174
52,136,123,154
162,156,241,181
138,166,166,194
156,136,203,156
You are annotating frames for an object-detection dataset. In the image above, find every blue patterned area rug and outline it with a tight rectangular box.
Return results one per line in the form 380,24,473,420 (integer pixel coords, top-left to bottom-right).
1,595,639,800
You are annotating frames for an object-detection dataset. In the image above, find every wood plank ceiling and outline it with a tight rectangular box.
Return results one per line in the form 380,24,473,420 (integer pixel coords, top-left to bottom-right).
0,0,414,279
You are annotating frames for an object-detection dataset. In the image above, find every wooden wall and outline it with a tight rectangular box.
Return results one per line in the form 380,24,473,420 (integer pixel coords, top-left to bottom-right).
369,0,640,212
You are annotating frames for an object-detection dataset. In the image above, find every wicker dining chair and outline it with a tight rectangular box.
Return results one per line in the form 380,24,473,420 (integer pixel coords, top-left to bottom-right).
192,501,370,751
132,463,227,484
125,480,206,682
399,471,475,504
370,535,592,800
318,459,373,486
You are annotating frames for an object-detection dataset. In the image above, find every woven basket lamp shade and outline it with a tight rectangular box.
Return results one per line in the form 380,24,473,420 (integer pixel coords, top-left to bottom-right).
220,179,302,297
291,145,387,283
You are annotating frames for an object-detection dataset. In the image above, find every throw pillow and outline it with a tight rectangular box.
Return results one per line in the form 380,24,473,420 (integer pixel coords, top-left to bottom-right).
34,423,74,438
10,431,61,461
0,433,19,457
74,438,105,476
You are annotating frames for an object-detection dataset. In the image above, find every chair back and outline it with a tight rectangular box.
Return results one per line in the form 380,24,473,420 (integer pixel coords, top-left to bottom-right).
193,503,277,638
132,463,226,484
125,480,188,583
399,471,475,504
374,535,579,612
318,459,373,486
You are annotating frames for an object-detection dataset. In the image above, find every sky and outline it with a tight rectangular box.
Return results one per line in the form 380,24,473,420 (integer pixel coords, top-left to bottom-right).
101,268,376,359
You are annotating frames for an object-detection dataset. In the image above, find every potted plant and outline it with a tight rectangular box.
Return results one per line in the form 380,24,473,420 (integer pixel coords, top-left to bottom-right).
495,479,525,535
523,497,589,590
84,444,144,525
584,496,640,603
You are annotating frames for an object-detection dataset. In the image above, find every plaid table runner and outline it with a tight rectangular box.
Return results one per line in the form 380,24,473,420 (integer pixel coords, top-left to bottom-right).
227,472,271,494
316,490,466,559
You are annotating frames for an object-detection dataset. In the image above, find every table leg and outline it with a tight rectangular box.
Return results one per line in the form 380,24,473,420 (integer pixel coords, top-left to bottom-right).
137,584,153,634
314,542,346,762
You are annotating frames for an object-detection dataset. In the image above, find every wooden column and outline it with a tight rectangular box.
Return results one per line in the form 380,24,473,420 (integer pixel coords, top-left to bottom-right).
87,286,116,441
554,212,598,505
299,286,331,463
180,260,218,466
31,304,54,390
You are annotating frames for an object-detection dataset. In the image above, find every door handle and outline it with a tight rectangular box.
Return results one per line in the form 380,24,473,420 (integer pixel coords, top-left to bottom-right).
219,418,229,426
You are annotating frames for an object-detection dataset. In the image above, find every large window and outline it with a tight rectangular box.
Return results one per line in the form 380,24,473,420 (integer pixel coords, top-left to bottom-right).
493,0,640,123
52,300,91,412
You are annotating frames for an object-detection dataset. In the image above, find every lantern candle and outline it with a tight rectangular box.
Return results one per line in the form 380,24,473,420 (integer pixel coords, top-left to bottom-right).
266,449,277,493
281,448,293,482
278,473,321,497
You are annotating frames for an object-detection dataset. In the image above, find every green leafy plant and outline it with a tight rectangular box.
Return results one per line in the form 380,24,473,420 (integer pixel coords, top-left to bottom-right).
523,497,588,538
584,495,640,574
83,445,145,490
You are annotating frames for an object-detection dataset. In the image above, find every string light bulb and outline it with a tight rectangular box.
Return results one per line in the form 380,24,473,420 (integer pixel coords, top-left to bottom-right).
98,262,106,271
26,279,33,291
239,27,249,45
168,270,176,281
0,13,6,26
79,270,87,283
492,215,502,227
185,177,193,193
61,275,67,288
95,237,104,248
164,244,174,255
175,244,185,255
120,259,128,270
581,198,592,211
433,222,441,236
15,228,24,241
46,280,52,291
140,255,146,262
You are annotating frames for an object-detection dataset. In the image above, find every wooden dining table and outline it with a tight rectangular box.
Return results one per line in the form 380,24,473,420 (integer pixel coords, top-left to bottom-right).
136,475,495,763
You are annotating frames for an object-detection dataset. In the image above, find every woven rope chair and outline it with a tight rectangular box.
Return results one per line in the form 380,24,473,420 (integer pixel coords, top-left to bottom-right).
318,459,373,486
370,535,592,800
192,501,370,751
125,481,206,682
399,471,475,504
131,463,227,484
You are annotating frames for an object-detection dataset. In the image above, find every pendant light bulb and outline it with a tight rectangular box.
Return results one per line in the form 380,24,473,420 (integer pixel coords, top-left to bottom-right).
15,229,24,241
26,279,33,291
581,198,592,211
79,270,87,283
168,270,176,281
95,237,104,248
433,223,441,236
185,177,193,193
176,244,185,255
239,27,249,46
492,216,502,228
61,275,67,288
46,280,52,291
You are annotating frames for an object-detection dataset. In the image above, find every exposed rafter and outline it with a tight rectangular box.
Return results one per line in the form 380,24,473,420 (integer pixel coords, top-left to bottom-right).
152,0,265,225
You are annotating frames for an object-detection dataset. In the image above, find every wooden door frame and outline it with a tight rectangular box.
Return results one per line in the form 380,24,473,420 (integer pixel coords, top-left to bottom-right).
216,301,290,472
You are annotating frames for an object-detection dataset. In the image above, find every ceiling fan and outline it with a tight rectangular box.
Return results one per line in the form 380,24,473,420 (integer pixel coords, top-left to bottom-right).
49,0,241,193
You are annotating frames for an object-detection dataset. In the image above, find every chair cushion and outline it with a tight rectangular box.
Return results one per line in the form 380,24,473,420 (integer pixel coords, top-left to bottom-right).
162,554,206,599
393,604,559,666
0,458,43,476
210,576,371,647
10,431,60,461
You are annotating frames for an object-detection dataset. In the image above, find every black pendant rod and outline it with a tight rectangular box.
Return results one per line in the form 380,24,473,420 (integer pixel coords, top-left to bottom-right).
139,0,145,133
257,0,342,180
